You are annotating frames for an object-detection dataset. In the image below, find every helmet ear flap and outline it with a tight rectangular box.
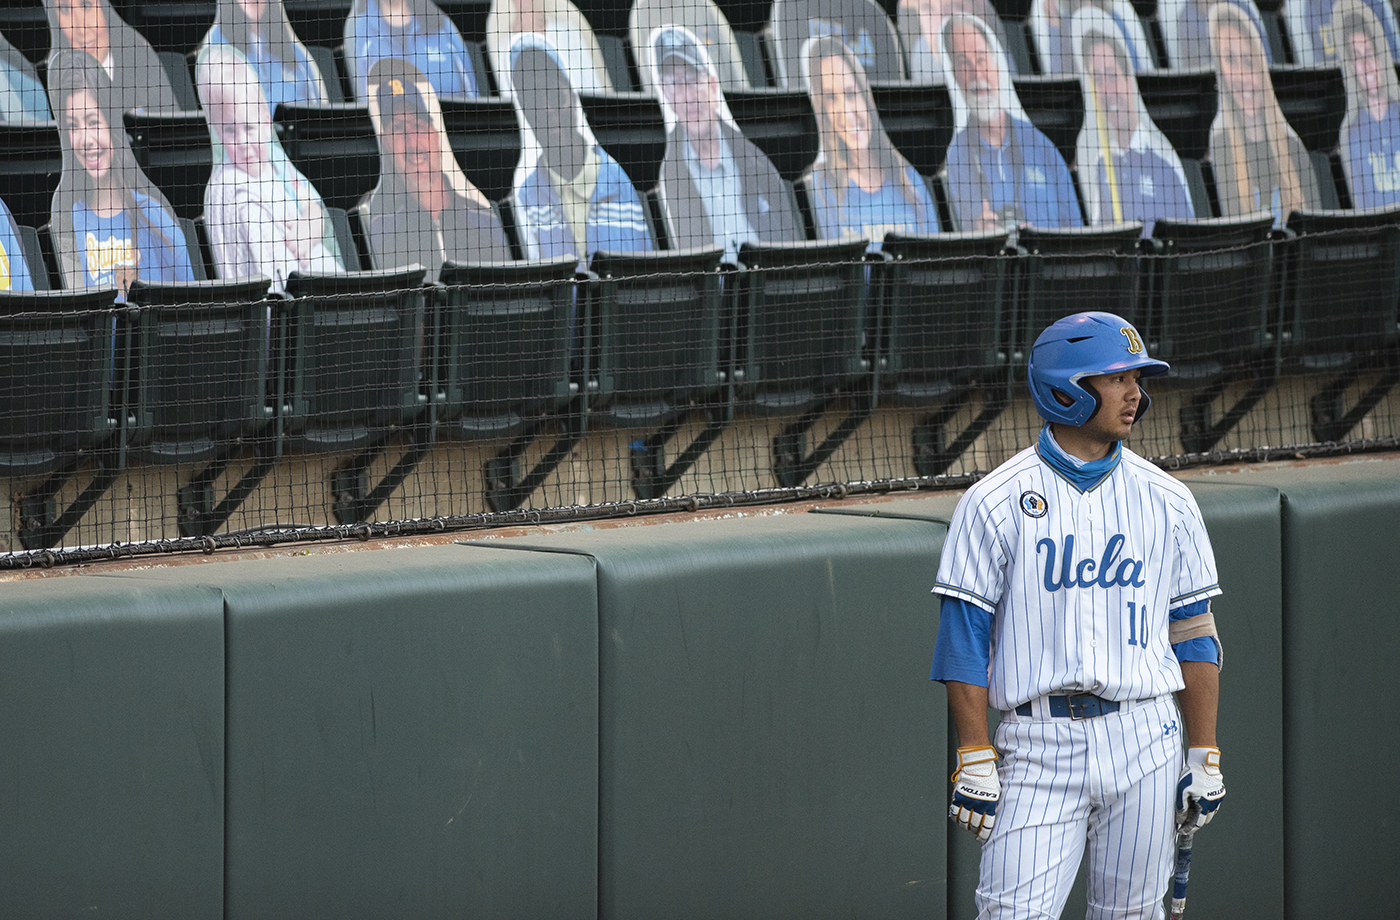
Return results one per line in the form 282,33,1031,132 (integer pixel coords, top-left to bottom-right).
1133,383,1153,422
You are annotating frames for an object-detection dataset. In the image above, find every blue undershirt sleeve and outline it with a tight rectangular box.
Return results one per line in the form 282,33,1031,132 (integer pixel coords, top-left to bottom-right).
1169,599,1221,665
931,595,993,686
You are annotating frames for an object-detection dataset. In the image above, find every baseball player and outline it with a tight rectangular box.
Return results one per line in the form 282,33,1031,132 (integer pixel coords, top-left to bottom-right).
931,311,1226,919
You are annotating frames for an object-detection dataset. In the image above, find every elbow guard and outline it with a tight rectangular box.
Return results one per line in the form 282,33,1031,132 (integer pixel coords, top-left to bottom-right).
1169,603,1223,668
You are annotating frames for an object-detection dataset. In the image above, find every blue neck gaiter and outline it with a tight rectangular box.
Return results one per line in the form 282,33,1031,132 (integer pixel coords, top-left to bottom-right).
1036,424,1121,492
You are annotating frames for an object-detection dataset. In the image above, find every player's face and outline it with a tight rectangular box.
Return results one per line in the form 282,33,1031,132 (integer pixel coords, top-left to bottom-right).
659,64,720,138
212,87,272,177
56,0,110,62
65,88,113,182
387,110,443,183
1086,39,1136,144
1216,22,1264,124
1348,30,1385,108
1082,368,1142,443
818,54,872,154
949,22,1000,123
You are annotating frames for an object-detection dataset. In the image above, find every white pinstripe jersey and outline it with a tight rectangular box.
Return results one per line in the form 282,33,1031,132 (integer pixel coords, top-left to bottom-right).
934,444,1221,712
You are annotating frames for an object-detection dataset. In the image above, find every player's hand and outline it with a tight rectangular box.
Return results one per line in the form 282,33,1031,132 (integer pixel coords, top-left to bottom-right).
949,745,1000,843
1176,746,1225,830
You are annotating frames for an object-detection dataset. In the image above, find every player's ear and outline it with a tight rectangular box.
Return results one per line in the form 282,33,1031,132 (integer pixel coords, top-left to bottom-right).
1052,388,1074,407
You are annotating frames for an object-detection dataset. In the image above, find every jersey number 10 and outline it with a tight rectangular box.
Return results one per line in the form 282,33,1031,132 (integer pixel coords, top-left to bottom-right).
1126,601,1148,647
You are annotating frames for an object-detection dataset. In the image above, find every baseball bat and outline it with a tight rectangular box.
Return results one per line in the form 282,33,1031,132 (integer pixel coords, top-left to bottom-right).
1168,826,1197,920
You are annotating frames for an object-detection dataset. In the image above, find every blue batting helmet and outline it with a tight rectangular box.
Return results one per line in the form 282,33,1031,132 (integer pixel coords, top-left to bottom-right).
1027,312,1169,426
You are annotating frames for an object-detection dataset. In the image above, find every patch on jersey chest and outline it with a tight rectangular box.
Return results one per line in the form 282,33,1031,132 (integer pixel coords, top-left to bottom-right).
1020,490,1048,518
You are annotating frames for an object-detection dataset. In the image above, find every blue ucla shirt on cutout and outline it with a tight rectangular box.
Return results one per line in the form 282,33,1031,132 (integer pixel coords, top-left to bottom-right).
73,194,194,288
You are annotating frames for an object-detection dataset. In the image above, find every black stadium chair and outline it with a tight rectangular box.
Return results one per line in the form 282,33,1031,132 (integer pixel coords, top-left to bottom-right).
724,87,820,237
1017,222,1145,346
436,255,583,512
1270,65,1350,209
273,102,380,213
0,122,64,233
1281,206,1400,442
579,91,671,248
881,230,1017,475
1145,212,1278,452
280,266,433,523
125,275,278,535
870,82,957,231
0,286,124,549
123,110,214,223
440,96,525,256
590,245,730,499
735,237,873,485
1136,69,1219,218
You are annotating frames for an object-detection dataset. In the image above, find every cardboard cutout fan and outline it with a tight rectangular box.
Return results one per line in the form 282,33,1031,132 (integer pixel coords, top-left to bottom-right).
346,0,482,102
44,0,181,115
507,35,652,262
1206,2,1321,223
632,0,751,91
1159,0,1272,70
899,0,1017,80
47,50,194,294
803,34,939,247
770,0,907,88
1073,7,1194,229
1033,0,1154,75
202,0,330,115
364,57,509,279
647,24,802,258
488,0,610,96
1335,0,1400,207
1284,0,1400,66
939,13,1083,231
198,44,346,290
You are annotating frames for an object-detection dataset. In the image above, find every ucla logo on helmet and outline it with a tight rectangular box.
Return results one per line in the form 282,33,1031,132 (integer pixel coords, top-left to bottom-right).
1120,326,1145,355
1020,490,1048,518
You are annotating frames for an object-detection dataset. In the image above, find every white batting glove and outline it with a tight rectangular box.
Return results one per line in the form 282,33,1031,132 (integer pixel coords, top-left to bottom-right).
950,745,1000,843
1176,746,1225,831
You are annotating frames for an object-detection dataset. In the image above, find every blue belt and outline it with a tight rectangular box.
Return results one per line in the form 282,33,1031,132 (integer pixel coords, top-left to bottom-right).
1016,693,1122,719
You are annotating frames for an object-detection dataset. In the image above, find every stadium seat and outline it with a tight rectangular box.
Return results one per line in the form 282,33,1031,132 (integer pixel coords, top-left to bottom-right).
436,255,582,511
0,2,52,67
283,0,354,49
125,275,277,535
0,286,124,549
590,245,729,498
1146,211,1278,452
1018,222,1145,346
630,0,755,91
0,121,63,233
734,237,873,485
438,96,524,253
578,90,673,248
881,229,1017,475
869,81,956,230
15,223,50,289
1013,74,1087,201
767,0,907,88
1280,206,1400,441
272,101,379,212
989,0,1036,74
723,87,820,237
280,265,432,522
122,110,213,223
117,0,217,55
1270,64,1350,208
1136,69,1220,218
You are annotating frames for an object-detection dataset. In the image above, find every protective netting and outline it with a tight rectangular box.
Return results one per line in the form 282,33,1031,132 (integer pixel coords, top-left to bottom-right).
2,0,1398,563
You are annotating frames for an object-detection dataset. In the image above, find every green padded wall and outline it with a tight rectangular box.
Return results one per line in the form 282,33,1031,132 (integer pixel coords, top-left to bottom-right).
126,545,600,920
477,513,948,920
0,576,225,920
818,481,1287,920
1188,458,1400,920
